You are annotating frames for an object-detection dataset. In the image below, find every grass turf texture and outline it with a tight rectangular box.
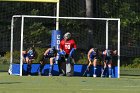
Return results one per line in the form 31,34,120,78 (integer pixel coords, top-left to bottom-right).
0,72,140,93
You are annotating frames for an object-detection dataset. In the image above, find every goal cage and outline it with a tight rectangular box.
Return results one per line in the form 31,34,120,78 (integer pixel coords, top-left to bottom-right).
9,15,120,78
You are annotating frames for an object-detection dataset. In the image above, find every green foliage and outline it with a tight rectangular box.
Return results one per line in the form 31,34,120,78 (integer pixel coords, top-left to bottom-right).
31,9,39,15
0,57,9,65
121,57,140,68
132,57,140,64
24,22,51,45
128,57,140,68
0,51,10,65
33,47,46,63
76,52,87,64
12,50,20,63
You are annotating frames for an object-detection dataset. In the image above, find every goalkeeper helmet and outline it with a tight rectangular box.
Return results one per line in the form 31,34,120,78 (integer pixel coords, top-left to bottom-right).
64,32,71,40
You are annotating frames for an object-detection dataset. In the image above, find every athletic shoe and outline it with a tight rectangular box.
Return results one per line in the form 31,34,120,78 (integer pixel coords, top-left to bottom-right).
28,74,31,76
101,74,105,78
93,74,96,77
66,72,72,77
59,73,65,76
49,73,52,76
38,72,41,76
109,75,112,78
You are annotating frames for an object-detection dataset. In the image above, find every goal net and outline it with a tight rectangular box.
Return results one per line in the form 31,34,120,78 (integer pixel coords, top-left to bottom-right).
9,15,120,77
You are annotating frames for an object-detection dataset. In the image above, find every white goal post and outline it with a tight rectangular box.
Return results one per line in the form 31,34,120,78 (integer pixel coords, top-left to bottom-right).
9,15,120,78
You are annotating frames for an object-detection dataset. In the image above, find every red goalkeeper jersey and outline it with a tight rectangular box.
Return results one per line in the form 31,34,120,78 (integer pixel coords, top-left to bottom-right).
60,39,76,54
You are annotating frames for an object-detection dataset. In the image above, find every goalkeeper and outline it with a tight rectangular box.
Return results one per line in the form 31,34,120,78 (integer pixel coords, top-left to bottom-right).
59,32,77,76
39,46,57,76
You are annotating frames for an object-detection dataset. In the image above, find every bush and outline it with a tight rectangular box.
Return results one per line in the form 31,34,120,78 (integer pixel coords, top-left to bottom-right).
32,47,47,63
0,51,10,64
126,57,140,68
131,57,140,68
76,52,88,64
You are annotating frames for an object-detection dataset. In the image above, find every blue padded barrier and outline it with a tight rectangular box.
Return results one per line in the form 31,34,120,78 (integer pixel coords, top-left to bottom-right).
11,64,118,78
51,30,61,50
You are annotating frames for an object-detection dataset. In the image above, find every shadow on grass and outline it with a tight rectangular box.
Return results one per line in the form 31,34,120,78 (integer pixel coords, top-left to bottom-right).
121,74,140,76
0,82,22,84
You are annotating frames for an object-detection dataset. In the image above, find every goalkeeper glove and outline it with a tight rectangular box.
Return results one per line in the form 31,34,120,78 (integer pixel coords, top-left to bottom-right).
59,50,66,56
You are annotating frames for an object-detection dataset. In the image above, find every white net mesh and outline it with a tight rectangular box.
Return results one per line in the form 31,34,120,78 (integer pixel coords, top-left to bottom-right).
11,16,119,65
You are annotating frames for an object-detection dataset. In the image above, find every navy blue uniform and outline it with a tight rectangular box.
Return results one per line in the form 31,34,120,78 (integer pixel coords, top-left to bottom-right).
27,49,35,59
44,48,57,59
90,51,97,61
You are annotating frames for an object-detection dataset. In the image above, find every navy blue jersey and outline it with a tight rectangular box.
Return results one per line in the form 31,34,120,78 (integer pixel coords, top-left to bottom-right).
23,54,27,59
90,51,97,60
27,49,35,59
44,48,57,58
103,50,112,61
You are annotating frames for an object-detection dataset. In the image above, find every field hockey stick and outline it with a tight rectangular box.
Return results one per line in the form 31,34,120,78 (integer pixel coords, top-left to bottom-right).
101,60,109,77
82,62,92,76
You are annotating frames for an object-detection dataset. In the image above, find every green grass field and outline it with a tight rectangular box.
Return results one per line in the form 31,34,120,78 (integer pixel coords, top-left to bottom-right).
1,72,140,93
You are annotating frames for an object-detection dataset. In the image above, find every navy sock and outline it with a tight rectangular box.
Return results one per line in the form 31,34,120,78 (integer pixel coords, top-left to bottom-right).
49,65,53,75
108,67,112,76
86,65,91,76
93,66,97,75
102,67,107,76
27,64,31,75
39,64,45,73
